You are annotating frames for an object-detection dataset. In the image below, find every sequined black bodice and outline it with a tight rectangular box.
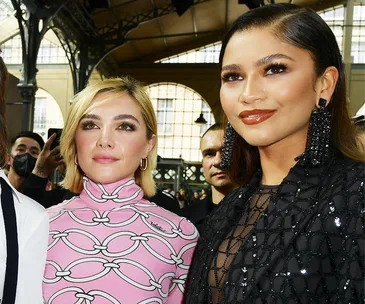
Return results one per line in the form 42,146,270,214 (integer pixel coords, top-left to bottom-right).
209,185,278,303
186,155,364,304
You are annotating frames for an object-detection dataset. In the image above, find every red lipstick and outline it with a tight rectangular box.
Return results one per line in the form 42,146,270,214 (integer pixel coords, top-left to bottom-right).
239,109,276,125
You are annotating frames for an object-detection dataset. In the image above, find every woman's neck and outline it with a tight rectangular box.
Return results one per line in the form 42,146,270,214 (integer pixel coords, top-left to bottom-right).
79,176,145,211
258,132,307,186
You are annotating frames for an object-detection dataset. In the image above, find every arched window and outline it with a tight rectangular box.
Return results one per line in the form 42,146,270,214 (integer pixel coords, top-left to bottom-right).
146,83,215,162
0,35,68,64
33,89,64,141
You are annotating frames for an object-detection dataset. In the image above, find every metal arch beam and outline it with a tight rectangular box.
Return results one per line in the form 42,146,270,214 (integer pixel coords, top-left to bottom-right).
50,0,106,93
92,0,139,17
96,0,210,52
127,32,224,63
79,0,345,77
52,24,108,94
51,20,117,93
191,4,198,39
151,0,168,48
60,1,97,39
96,3,177,44
11,0,65,131
51,27,88,94
49,0,210,92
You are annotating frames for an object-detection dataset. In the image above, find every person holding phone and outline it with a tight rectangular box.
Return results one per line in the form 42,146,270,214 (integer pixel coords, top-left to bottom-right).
47,128,63,151
21,130,75,207
8,131,46,191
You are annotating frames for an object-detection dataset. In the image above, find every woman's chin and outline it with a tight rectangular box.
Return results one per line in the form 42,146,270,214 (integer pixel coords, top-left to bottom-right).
85,174,122,185
244,136,275,148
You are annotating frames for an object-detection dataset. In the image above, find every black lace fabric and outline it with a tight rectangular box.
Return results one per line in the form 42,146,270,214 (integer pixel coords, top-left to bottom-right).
209,185,278,303
186,155,365,304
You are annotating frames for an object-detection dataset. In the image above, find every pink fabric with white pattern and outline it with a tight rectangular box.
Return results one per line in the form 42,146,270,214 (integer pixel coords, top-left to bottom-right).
43,177,198,304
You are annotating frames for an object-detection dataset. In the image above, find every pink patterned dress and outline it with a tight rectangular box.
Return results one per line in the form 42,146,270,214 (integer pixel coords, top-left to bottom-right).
43,177,198,304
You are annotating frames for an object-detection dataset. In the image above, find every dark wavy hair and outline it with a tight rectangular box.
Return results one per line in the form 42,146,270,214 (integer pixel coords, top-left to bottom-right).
10,131,45,151
219,3,364,185
0,54,8,168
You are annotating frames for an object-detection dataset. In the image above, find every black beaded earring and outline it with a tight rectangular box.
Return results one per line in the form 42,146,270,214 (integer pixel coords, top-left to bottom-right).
220,122,237,170
296,98,332,166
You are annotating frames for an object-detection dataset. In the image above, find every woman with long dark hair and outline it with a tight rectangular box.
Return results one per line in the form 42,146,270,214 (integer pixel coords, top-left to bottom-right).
186,4,364,303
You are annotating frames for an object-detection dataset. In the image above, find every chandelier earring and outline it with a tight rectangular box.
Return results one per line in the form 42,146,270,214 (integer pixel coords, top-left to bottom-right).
219,122,237,170
296,97,332,166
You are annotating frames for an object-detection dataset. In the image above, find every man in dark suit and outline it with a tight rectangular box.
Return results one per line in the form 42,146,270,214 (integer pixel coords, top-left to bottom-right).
189,123,238,232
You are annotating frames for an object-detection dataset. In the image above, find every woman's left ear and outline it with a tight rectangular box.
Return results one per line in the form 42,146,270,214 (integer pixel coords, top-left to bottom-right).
317,66,339,107
143,134,156,158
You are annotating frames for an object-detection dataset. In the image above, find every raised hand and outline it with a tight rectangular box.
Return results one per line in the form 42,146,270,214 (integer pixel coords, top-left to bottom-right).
32,133,64,178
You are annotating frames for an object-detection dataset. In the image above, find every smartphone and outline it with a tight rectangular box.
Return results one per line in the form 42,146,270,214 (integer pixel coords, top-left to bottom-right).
47,128,63,150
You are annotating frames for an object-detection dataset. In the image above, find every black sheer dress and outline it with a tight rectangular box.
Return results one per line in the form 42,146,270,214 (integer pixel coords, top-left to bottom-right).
209,185,278,303
186,154,364,304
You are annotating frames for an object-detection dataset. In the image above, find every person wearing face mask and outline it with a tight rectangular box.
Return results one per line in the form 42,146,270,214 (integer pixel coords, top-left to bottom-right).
21,132,74,208
8,131,65,202
8,131,45,191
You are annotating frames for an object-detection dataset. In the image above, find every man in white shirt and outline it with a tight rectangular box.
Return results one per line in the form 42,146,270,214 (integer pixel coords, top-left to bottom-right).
0,54,49,303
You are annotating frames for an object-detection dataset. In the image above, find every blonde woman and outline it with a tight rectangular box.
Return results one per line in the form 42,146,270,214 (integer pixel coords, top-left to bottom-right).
42,77,198,303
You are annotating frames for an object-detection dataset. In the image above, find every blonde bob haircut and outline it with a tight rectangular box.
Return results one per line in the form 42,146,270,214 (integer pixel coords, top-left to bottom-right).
60,76,158,197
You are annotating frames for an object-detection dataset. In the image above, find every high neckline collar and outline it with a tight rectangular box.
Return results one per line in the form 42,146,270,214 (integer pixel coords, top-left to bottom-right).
79,176,145,211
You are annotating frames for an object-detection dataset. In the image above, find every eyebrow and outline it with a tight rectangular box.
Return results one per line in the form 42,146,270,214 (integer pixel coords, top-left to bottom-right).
221,53,294,72
202,147,220,156
221,64,241,72
255,53,294,67
16,143,40,152
81,113,140,124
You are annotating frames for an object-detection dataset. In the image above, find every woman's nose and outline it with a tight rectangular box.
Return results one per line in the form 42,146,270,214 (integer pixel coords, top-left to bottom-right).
96,130,114,149
238,76,265,104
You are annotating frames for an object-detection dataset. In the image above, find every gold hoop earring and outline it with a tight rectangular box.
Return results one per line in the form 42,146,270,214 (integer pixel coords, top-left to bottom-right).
140,157,148,171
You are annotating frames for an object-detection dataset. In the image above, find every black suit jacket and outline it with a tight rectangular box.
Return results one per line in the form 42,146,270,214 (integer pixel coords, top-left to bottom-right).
22,173,76,208
184,198,217,233
186,154,364,303
145,189,182,215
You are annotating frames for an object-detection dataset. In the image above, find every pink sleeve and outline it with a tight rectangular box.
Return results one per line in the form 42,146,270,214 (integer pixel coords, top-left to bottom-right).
167,218,199,303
